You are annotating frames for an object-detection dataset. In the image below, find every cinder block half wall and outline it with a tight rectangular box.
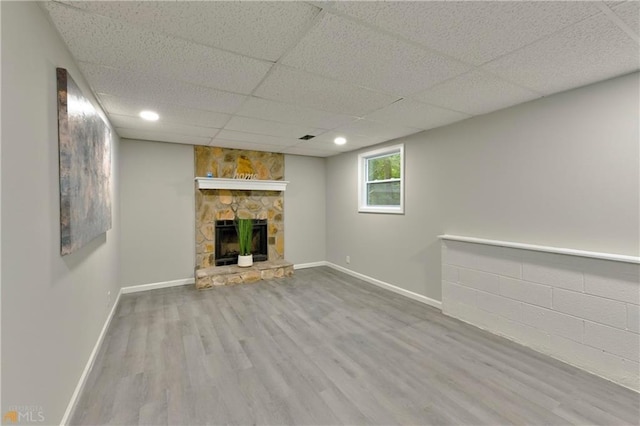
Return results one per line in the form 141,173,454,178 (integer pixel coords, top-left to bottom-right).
441,239,640,391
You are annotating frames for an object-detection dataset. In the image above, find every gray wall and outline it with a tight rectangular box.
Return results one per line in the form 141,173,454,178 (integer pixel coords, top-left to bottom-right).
1,2,121,423
284,155,327,265
120,139,195,286
326,73,639,302
119,144,327,285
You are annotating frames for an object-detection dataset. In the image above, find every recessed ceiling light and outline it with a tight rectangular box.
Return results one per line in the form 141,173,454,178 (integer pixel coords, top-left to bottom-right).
334,136,347,145
139,110,159,121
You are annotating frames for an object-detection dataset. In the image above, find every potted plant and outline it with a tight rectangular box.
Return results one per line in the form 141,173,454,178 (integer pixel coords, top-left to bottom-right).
235,218,253,267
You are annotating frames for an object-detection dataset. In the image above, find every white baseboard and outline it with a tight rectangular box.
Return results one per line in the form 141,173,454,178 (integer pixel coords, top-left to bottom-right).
294,261,329,270
121,277,194,294
325,262,442,310
61,277,194,424
60,290,122,425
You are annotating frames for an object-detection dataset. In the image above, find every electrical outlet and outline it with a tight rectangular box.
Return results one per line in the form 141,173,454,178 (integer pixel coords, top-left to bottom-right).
346,255,350,264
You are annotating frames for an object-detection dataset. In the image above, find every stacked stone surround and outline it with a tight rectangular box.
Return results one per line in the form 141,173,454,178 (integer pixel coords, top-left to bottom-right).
194,146,290,287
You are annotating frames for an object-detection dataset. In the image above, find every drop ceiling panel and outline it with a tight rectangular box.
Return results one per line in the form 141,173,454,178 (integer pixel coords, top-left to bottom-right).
333,1,602,65
365,99,470,130
44,2,272,94
254,66,400,116
415,70,542,115
483,14,640,94
99,95,230,129
224,116,322,139
237,97,357,130
282,13,470,95
310,130,386,149
333,119,422,142
110,114,219,138
117,128,212,146
209,139,291,153
80,63,247,114
315,139,399,157
216,129,300,147
289,139,354,154
612,2,640,36
59,1,320,61
280,144,340,157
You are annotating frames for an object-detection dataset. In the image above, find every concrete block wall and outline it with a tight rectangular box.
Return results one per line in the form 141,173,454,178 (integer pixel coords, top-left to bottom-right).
441,239,640,391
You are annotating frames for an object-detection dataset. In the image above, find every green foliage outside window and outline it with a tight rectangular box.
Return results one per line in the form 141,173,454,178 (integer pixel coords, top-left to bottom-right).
367,153,401,180
366,153,401,206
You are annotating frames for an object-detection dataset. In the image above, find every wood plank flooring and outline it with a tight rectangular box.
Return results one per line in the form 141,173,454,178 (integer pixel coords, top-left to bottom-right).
71,267,640,425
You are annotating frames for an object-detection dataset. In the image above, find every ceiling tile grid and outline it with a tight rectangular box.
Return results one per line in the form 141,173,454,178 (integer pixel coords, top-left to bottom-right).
214,130,301,148
281,13,471,96
364,98,471,130
224,116,323,140
60,1,321,61
611,1,640,37
414,70,543,116
99,94,231,129
236,97,358,130
289,139,357,155
45,2,272,94
41,1,640,156
109,114,220,139
254,66,400,117
482,13,640,95
308,129,395,150
208,139,293,154
330,119,422,143
116,128,213,146
79,63,248,114
280,144,341,158
331,1,603,65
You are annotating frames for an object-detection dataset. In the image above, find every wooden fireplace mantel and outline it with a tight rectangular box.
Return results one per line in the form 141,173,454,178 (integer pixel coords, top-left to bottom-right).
195,177,289,191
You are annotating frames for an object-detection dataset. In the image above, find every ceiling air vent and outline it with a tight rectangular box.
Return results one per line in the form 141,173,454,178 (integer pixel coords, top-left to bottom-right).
298,134,315,140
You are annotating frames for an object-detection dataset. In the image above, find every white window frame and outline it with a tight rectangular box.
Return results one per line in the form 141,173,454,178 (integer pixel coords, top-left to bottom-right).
358,144,404,214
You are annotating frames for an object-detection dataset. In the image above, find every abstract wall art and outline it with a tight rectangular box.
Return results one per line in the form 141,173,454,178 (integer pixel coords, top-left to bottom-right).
56,68,112,256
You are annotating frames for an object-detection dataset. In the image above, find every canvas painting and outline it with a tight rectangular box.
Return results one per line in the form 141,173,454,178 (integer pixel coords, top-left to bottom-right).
57,68,112,256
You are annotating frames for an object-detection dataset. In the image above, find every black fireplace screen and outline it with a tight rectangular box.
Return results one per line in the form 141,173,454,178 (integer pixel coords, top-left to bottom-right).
214,219,268,266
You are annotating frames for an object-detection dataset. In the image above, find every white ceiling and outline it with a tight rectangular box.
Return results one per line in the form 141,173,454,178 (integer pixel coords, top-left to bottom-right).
42,1,639,157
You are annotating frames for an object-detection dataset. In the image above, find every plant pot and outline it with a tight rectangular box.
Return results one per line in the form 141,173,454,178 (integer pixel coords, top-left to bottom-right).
237,254,253,268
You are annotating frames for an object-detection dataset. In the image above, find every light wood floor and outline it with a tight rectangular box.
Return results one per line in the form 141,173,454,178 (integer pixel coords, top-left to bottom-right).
71,267,639,425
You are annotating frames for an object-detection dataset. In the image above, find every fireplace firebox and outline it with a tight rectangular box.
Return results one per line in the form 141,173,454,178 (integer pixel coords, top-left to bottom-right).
215,219,268,266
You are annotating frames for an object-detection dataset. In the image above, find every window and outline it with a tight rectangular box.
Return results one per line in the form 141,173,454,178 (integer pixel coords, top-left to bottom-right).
358,144,404,214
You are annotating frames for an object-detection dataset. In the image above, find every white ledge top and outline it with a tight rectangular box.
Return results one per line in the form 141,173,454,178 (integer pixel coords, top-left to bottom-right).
195,177,289,191
439,234,640,264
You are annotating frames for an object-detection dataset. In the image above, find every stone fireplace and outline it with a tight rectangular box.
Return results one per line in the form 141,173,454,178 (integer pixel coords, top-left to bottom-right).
194,146,293,289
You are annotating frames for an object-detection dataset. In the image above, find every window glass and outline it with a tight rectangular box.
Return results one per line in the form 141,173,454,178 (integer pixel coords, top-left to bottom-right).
358,145,404,214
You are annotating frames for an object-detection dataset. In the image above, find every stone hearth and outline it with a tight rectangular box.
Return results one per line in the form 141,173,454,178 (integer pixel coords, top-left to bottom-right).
196,260,294,289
